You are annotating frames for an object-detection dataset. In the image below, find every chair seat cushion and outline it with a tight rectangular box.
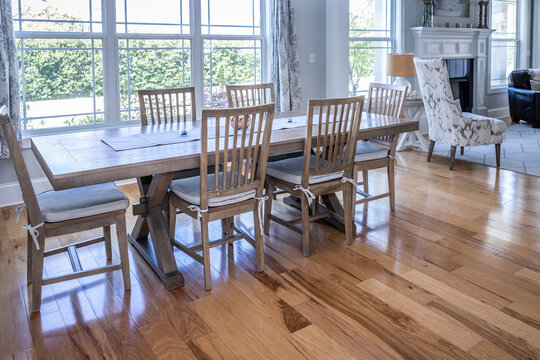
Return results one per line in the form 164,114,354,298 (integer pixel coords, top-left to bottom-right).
266,155,343,185
355,142,389,162
170,172,256,207
37,183,129,223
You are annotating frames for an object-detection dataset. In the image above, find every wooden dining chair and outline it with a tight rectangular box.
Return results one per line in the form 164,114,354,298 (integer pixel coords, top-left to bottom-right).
168,104,275,290
226,83,275,108
0,111,131,312
138,87,196,125
264,96,365,256
353,83,408,210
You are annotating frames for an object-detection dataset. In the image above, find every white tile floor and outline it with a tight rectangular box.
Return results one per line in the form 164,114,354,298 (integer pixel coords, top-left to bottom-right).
428,123,540,176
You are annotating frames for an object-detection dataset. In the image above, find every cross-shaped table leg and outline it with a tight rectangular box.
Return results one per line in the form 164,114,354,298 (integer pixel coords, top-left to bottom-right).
129,172,184,290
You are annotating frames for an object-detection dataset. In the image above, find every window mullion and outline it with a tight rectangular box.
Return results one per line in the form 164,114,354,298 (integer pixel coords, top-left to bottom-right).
191,0,203,118
102,0,121,124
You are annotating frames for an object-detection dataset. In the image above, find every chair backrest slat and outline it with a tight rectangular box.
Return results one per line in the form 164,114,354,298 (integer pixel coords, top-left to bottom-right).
226,83,275,108
302,97,365,186
367,82,408,118
366,83,407,143
0,114,43,226
200,104,274,207
138,87,196,125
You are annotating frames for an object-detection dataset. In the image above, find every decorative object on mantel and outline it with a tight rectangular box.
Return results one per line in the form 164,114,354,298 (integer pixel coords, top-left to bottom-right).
422,0,434,27
386,53,416,90
478,1,490,29
433,0,470,17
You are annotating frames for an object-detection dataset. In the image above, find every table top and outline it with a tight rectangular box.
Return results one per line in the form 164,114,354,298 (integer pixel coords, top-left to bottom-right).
31,112,418,190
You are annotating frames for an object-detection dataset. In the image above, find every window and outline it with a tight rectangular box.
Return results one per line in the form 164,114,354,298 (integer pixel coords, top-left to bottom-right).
12,0,104,130
116,0,191,121
201,0,263,108
490,0,518,89
12,0,265,131
349,0,394,95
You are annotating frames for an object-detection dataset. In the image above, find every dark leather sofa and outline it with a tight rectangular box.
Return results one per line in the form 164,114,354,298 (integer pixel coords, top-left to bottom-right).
508,70,540,127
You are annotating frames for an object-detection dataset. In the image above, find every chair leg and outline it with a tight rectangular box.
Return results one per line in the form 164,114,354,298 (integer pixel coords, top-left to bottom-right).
226,217,234,253
264,179,273,236
253,207,264,273
220,218,228,238
427,140,435,162
388,159,396,211
104,225,112,261
495,144,501,168
362,170,369,193
449,146,457,170
343,186,354,245
27,232,33,283
116,214,131,290
31,232,46,312
460,146,464,155
301,195,310,257
201,218,212,291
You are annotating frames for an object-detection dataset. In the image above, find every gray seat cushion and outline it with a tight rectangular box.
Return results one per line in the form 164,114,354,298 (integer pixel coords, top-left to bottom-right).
355,142,389,162
37,182,129,223
266,155,343,185
170,172,256,207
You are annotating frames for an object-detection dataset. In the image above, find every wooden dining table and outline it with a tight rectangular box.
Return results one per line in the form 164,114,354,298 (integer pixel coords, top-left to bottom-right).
31,112,418,290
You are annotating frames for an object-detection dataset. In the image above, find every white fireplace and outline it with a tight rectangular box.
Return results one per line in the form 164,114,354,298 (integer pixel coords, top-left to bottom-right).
410,27,495,115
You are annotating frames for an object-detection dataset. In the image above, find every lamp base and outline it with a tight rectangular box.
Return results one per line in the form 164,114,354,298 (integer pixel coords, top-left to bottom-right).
392,77,412,90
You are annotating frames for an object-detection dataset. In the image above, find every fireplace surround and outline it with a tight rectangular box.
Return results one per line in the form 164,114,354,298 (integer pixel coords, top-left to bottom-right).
411,27,495,115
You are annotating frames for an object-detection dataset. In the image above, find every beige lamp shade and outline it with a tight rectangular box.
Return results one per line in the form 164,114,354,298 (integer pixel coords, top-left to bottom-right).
386,53,416,77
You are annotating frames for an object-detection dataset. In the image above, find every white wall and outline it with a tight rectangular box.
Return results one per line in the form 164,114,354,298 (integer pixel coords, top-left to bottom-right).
294,0,327,108
325,0,349,97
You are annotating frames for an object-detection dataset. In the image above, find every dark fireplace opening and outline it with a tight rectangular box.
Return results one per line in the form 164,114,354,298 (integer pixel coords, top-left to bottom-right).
446,59,474,112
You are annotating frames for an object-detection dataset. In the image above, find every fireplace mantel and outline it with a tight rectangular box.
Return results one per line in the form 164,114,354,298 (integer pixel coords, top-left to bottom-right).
410,27,495,115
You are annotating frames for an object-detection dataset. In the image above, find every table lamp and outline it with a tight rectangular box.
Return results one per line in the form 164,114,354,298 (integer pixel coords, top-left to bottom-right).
386,53,416,89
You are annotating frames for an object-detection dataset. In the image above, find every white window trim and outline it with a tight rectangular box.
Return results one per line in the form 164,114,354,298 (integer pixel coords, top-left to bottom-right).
14,0,266,137
487,0,520,93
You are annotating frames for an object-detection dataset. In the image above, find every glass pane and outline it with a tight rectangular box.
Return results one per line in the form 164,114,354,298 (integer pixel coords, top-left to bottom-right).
202,0,261,35
116,0,190,34
18,39,104,129
118,39,191,121
349,0,391,38
349,40,391,95
13,0,102,33
492,0,517,39
204,39,262,108
491,41,516,88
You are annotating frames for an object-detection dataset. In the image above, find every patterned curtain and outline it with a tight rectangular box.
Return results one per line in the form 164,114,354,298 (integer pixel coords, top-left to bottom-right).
0,0,21,159
271,0,302,111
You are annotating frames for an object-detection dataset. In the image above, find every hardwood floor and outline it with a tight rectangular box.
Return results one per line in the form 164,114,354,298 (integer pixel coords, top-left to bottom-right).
2,150,540,359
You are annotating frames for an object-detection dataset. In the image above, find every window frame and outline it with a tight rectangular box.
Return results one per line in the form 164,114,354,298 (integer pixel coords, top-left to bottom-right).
12,0,267,136
348,0,396,96
488,0,520,93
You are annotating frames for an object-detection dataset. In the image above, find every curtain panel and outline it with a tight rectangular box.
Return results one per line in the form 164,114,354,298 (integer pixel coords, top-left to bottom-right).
0,0,21,159
271,0,302,112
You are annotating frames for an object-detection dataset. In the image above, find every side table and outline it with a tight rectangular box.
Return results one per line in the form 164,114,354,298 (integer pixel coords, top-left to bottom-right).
397,99,429,151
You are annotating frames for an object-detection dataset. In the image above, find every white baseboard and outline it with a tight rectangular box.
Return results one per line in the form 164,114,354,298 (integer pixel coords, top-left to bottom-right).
0,177,53,208
488,107,510,119
0,178,137,208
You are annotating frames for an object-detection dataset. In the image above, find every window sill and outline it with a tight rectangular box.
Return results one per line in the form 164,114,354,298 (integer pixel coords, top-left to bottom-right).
487,86,508,95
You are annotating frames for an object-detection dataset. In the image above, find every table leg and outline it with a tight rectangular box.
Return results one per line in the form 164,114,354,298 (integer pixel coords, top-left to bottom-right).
414,131,429,151
396,132,409,151
129,172,184,290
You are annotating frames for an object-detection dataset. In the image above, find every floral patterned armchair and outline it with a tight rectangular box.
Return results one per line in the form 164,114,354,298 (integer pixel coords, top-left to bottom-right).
414,58,506,170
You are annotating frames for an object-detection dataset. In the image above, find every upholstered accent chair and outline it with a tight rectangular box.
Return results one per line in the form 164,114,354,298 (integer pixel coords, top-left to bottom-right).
508,69,540,127
414,58,507,170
